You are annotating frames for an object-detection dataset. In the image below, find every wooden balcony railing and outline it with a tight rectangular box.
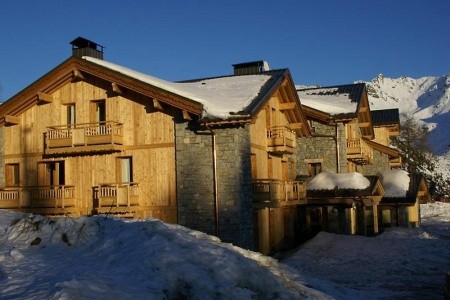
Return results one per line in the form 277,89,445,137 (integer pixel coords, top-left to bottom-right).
0,185,76,209
45,121,123,155
389,156,402,168
252,180,306,207
267,126,296,154
94,183,139,208
347,138,373,164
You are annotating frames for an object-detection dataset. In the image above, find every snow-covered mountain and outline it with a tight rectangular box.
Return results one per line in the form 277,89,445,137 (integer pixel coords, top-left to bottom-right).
366,74,450,157
366,74,450,181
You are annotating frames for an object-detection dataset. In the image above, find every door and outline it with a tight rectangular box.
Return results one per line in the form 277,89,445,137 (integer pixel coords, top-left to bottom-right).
116,157,133,205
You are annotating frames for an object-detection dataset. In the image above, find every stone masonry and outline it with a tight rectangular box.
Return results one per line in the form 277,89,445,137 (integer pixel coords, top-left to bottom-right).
357,150,390,175
175,121,254,250
297,121,347,175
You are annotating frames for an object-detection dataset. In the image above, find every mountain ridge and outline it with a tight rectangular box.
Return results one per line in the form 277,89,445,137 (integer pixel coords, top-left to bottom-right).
366,74,450,158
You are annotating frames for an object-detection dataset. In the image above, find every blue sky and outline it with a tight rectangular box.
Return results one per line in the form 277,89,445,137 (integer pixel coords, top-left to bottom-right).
1,0,449,100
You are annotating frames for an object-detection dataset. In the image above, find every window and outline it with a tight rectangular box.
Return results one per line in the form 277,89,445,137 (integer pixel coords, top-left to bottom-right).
5,164,20,187
66,104,76,125
90,100,106,123
117,157,133,183
38,161,65,186
96,101,106,123
308,162,322,177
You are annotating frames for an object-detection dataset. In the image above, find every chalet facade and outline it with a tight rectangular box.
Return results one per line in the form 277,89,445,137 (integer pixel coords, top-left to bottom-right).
295,85,426,237
0,38,313,254
0,38,429,255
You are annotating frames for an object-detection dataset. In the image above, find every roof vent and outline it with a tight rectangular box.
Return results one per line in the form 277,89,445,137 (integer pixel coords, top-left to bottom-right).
70,37,104,59
232,60,270,75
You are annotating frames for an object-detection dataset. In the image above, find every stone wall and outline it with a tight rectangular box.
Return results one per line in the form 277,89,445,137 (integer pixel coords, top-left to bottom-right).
357,150,390,175
175,122,215,234
175,121,254,250
296,122,347,175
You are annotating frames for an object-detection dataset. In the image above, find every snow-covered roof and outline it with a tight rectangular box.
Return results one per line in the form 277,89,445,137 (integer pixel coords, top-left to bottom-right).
297,84,365,116
307,171,370,191
83,57,273,120
380,169,410,198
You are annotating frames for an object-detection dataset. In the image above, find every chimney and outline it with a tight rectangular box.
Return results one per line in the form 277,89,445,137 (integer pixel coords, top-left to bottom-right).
70,37,104,59
232,60,270,75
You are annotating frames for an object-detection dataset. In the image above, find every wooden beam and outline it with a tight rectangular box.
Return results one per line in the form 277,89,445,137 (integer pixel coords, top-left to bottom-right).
279,102,297,111
37,92,53,105
359,122,370,127
359,106,368,112
73,69,85,81
153,99,164,110
3,115,20,126
111,82,123,95
182,110,192,121
288,123,303,130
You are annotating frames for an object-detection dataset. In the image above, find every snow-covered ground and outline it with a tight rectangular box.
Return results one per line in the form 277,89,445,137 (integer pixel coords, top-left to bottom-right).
0,210,326,299
1,202,449,299
283,202,450,299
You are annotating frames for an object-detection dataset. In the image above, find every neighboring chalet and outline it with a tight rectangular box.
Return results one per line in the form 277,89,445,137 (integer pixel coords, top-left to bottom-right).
0,38,310,254
295,84,426,236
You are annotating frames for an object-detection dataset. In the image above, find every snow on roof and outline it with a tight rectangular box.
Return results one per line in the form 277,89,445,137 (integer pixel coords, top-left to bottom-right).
380,169,410,198
298,88,358,115
83,56,272,119
307,171,370,191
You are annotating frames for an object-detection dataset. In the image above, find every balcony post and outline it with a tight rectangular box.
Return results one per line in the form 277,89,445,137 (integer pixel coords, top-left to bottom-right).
116,183,119,207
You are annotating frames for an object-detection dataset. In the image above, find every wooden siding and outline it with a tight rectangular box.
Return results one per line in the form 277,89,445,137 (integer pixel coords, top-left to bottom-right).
250,93,296,182
3,79,177,221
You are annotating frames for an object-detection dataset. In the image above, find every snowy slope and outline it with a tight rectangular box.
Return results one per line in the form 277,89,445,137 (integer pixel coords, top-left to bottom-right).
366,74,450,157
1,203,449,299
0,211,327,299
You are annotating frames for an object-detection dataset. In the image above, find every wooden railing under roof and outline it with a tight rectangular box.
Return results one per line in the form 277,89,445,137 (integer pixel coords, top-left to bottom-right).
267,126,296,154
252,180,306,208
45,121,123,154
346,138,373,164
93,183,139,208
0,185,75,209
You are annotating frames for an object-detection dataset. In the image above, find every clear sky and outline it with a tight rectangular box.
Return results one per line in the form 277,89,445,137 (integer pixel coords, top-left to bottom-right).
1,0,449,101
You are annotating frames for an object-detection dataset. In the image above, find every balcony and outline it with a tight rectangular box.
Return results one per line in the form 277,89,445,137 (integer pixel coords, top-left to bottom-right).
94,183,139,213
252,180,306,208
389,156,402,168
0,185,76,209
44,121,123,155
267,126,296,154
347,138,373,164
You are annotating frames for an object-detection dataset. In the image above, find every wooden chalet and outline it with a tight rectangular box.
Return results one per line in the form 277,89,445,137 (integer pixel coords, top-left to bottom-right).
294,84,427,238
0,37,429,255
297,83,375,173
368,108,402,168
0,38,312,254
0,37,204,221
177,61,312,254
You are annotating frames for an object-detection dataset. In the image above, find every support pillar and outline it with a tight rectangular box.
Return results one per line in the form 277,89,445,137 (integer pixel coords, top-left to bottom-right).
372,205,379,235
